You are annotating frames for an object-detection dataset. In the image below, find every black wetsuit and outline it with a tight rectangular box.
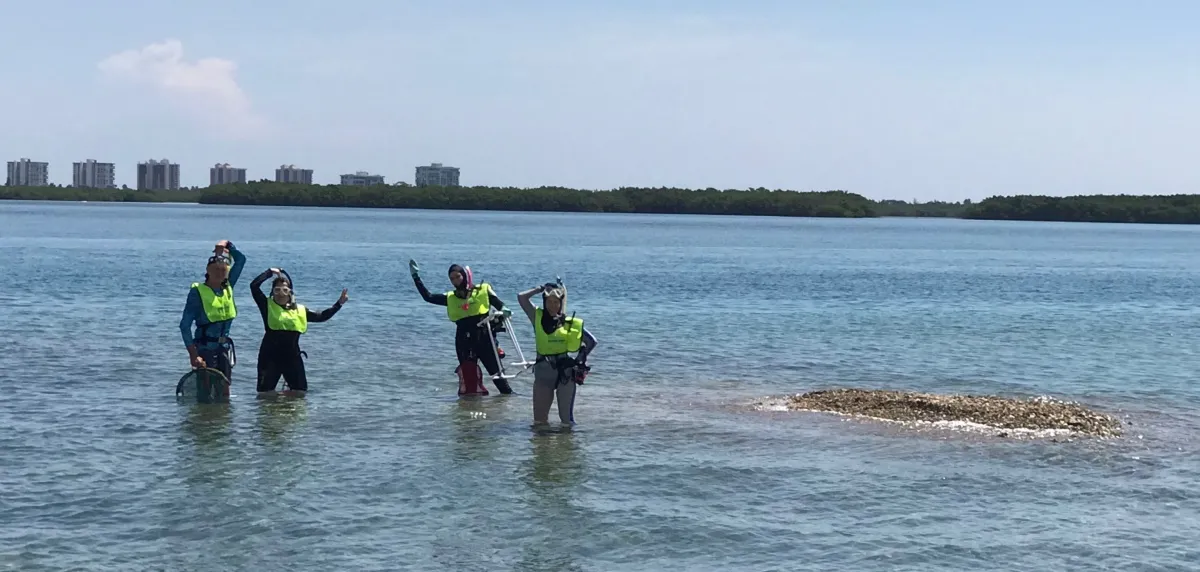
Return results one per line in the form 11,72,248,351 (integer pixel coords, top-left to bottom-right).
251,270,342,392
412,268,512,393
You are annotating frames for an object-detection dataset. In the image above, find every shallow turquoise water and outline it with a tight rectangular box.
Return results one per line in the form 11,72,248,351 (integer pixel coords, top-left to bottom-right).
1,201,1198,571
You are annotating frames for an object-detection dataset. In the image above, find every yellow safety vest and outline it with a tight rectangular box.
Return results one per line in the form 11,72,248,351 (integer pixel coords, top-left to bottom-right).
267,298,308,333
534,308,584,356
446,284,492,322
191,282,237,324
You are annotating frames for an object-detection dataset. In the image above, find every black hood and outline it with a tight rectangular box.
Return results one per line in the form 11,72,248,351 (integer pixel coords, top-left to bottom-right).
448,264,468,296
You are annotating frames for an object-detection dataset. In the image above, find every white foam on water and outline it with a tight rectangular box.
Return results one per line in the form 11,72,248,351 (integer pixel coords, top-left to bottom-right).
753,399,792,413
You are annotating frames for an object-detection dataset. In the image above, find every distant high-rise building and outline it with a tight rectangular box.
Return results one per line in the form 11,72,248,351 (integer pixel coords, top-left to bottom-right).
6,158,49,187
210,163,247,186
73,160,116,189
415,163,460,187
276,164,313,184
340,171,385,186
137,159,181,191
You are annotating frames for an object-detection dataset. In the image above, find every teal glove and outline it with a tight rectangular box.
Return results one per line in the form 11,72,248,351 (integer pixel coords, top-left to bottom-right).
502,308,512,319
408,259,420,278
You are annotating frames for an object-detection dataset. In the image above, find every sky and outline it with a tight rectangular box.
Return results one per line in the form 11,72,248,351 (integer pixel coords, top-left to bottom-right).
1,0,1198,201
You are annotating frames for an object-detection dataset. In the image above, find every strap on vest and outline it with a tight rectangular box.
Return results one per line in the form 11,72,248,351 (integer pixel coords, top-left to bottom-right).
195,322,236,367
536,354,578,387
195,320,232,346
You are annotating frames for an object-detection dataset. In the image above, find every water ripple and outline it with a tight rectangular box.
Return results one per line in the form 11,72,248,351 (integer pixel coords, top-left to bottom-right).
3,204,1200,570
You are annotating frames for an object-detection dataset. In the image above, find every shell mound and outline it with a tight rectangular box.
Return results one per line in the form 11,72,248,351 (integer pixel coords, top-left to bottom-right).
775,388,1122,437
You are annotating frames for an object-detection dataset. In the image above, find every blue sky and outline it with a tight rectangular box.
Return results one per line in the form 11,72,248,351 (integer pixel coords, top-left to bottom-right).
1,0,1197,200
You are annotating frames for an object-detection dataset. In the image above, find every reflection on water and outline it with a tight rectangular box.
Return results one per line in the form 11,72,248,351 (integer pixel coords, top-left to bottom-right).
179,403,232,452
253,396,311,494
526,429,585,488
254,394,308,447
515,430,588,572
176,403,236,490
448,397,506,463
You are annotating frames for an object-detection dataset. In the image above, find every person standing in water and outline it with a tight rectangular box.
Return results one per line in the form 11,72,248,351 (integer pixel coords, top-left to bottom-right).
517,280,598,425
180,240,246,392
409,259,514,395
249,268,348,393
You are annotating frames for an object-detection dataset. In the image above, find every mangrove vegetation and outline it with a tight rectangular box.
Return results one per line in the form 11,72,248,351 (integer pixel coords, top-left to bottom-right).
197,182,879,218
6,182,1200,224
960,194,1200,224
0,185,199,203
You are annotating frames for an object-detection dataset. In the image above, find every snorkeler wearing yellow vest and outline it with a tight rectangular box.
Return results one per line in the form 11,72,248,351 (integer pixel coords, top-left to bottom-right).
180,240,246,396
517,279,597,425
250,267,348,393
410,259,514,395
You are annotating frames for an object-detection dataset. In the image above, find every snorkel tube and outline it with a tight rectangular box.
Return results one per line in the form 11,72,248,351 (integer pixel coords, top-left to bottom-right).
544,275,577,330
280,268,294,296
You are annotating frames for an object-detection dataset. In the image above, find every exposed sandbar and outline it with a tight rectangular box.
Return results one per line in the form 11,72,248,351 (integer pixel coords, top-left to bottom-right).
771,388,1121,437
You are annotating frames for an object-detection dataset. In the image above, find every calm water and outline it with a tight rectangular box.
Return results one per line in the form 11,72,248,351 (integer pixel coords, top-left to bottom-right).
1,201,1198,571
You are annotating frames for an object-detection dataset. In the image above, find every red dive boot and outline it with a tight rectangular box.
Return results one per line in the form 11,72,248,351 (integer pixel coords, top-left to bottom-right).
455,360,489,396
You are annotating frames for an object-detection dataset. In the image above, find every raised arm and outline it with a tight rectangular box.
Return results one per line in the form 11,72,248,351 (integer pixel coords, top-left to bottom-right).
517,285,545,324
413,275,448,306
250,269,272,307
306,289,348,323
226,243,246,287
408,259,447,306
305,304,342,323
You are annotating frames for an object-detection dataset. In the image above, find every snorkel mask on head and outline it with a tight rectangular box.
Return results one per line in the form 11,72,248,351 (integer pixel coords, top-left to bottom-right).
540,277,576,335
272,269,296,307
542,277,567,314
204,252,232,283
543,284,565,302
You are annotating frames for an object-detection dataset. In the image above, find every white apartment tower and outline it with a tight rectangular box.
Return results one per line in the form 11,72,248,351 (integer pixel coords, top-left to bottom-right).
137,159,181,191
6,158,49,187
340,171,385,186
415,163,460,187
210,163,247,186
73,160,116,188
276,164,313,184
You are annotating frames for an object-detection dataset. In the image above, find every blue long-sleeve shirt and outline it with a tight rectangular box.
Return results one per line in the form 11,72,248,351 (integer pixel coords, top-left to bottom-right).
180,246,246,350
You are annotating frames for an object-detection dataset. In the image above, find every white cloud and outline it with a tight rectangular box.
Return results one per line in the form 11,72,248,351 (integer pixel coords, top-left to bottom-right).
97,39,268,140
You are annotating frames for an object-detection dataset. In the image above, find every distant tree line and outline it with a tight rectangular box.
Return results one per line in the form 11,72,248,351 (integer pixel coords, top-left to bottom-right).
7,183,1200,224
0,185,199,203
198,182,878,218
872,199,970,218
960,194,1200,224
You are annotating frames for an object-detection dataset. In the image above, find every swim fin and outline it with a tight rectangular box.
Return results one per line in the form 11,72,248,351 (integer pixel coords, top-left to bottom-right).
491,375,514,394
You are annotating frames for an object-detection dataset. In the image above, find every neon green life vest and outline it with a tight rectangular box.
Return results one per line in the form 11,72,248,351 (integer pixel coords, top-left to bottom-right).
446,284,492,322
191,282,237,324
267,298,308,333
534,308,584,356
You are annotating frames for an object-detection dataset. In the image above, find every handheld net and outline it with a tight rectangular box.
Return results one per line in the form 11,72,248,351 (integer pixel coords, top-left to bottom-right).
176,367,232,403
